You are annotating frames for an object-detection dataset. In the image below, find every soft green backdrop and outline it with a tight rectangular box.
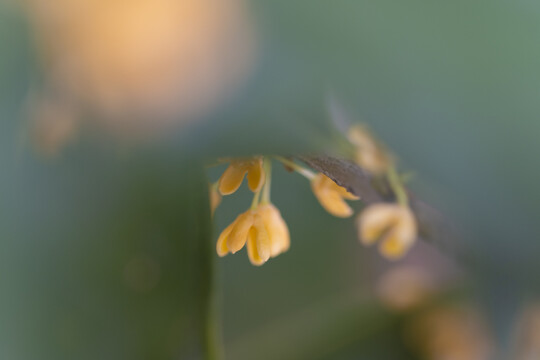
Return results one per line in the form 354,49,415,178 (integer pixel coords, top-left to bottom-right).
2,1,540,359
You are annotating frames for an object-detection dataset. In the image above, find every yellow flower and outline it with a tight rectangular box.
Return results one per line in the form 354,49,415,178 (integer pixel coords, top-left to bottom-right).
311,173,359,218
216,203,290,266
347,125,393,175
218,157,265,195
357,203,417,259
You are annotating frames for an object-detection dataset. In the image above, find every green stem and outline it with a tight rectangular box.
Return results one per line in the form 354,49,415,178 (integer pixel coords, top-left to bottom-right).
274,156,316,180
198,165,223,360
261,159,272,204
250,189,261,210
387,166,408,206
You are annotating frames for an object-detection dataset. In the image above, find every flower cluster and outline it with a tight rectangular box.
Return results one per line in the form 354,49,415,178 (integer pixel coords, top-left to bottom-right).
209,125,419,265
210,156,359,265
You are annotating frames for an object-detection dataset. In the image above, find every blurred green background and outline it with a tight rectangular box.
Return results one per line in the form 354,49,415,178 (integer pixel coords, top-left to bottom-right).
2,0,540,359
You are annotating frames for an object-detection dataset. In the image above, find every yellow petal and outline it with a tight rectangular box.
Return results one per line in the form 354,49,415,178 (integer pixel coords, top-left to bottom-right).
218,161,249,195
311,174,354,218
246,215,271,266
254,214,271,261
259,204,290,257
379,206,417,260
335,185,360,200
311,174,358,218
216,222,234,257
357,203,399,245
246,158,265,192
226,211,254,253
246,229,264,266
379,237,408,259
322,175,359,201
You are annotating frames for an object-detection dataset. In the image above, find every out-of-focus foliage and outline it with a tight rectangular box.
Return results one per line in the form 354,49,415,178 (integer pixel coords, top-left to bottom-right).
2,0,540,359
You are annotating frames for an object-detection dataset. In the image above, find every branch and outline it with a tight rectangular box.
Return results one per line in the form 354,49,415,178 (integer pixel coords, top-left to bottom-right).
298,155,466,263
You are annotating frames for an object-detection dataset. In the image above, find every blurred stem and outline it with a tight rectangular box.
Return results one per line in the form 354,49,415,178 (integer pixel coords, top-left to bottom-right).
274,156,315,180
198,165,223,360
261,158,272,205
387,166,408,206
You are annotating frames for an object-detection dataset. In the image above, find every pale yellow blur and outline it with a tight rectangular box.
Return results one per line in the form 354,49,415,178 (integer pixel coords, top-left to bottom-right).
28,95,78,156
23,0,256,143
357,203,417,259
347,125,393,175
376,265,435,311
407,305,493,360
513,303,540,360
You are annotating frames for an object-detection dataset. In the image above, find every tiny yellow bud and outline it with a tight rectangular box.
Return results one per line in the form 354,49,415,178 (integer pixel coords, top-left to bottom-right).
218,157,265,195
357,203,417,259
311,173,359,218
347,125,393,175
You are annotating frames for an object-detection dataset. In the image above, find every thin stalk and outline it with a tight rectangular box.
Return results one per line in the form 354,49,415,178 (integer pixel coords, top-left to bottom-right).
274,156,316,180
250,189,261,210
198,165,223,360
261,159,272,204
387,166,408,206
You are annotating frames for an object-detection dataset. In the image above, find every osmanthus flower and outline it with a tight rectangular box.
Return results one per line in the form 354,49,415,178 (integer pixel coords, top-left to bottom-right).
216,203,289,265
274,157,359,218
257,203,290,257
357,203,417,259
310,173,359,218
218,157,265,195
215,159,290,265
